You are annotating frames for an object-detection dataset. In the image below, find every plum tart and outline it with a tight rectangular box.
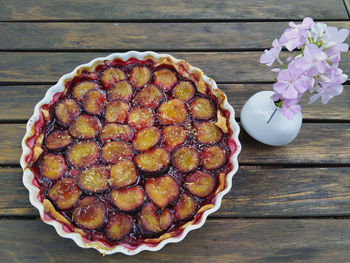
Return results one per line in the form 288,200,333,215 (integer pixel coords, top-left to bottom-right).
21,52,240,255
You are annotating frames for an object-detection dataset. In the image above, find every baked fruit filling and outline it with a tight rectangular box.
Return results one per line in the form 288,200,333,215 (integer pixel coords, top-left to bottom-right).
27,57,234,248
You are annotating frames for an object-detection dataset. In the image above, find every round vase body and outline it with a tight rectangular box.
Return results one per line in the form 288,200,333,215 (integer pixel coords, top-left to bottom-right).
240,91,302,146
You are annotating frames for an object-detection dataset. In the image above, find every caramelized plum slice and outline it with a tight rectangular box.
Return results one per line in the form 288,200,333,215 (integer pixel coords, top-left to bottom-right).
174,192,198,221
133,127,161,152
72,196,106,230
45,130,73,150
40,153,67,180
145,175,179,208
184,171,215,198
101,141,133,164
78,165,110,193
69,114,101,139
109,159,138,188
66,141,100,168
200,145,226,170
99,123,134,142
55,99,81,126
106,213,133,240
172,146,199,173
129,65,152,88
189,97,215,120
82,89,106,115
128,107,155,130
172,81,195,102
162,125,187,152
72,81,101,101
101,67,127,89
105,100,130,123
153,68,177,91
48,177,82,210
139,202,173,234
108,80,133,102
196,121,223,144
134,147,170,172
110,186,145,211
157,99,187,125
133,84,164,109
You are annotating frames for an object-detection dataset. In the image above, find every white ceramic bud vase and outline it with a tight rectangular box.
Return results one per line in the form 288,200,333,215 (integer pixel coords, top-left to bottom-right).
240,91,302,146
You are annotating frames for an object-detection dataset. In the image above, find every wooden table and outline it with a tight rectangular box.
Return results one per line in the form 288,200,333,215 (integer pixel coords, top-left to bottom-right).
1,1,350,262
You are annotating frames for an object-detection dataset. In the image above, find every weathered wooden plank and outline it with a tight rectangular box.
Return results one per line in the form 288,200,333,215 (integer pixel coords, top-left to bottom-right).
0,168,36,216
221,167,350,217
0,85,45,120
1,0,347,21
0,52,349,83
1,22,349,50
0,219,349,262
239,123,350,164
1,84,350,121
344,1,350,18
220,84,350,120
0,124,25,164
3,167,350,217
1,123,350,164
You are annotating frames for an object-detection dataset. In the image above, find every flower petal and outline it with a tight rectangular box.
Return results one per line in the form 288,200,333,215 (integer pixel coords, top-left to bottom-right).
308,94,320,104
283,84,299,99
273,81,288,93
338,43,349,52
301,17,314,29
337,28,349,43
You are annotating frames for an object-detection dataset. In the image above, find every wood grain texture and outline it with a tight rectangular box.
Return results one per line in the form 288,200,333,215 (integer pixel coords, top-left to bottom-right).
0,52,349,83
0,124,25,164
3,167,350,217
220,84,350,121
1,0,349,261
222,167,350,217
0,22,349,50
0,0,347,21
2,123,350,165
239,123,350,164
0,167,36,216
0,85,46,120
1,84,350,121
0,219,349,262
344,0,350,17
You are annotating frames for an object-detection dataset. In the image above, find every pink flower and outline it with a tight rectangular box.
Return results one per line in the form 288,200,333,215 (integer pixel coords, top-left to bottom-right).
325,47,341,66
323,27,349,52
263,18,348,120
311,22,327,41
260,39,282,66
309,68,347,104
271,92,282,102
279,17,314,51
273,61,309,99
286,55,294,63
281,99,301,120
295,44,327,76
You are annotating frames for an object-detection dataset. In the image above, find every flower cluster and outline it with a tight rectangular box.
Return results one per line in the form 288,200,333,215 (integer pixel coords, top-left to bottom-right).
260,17,348,119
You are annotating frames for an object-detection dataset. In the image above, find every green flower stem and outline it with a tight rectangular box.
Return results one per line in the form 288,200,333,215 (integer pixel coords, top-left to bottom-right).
276,57,287,68
274,99,283,108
